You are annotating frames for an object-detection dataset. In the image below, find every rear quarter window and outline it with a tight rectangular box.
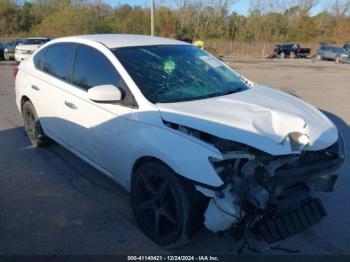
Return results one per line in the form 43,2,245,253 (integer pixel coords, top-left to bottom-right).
33,48,46,70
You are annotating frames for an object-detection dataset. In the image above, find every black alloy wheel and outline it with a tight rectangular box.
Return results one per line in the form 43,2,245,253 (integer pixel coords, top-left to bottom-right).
131,161,206,248
22,101,49,147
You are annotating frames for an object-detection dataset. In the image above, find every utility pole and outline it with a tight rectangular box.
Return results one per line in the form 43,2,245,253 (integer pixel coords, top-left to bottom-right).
151,0,155,36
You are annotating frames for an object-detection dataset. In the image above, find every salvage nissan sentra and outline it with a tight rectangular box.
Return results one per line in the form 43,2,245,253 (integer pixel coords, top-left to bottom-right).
15,34,344,248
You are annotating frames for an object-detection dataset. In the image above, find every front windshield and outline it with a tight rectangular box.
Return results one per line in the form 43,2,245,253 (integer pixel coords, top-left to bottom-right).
113,45,248,103
23,39,47,45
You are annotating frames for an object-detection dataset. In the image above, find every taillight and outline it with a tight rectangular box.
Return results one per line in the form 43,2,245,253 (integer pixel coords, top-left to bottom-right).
13,67,19,79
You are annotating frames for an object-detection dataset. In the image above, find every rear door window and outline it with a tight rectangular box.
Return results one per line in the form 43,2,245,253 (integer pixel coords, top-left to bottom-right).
42,44,75,82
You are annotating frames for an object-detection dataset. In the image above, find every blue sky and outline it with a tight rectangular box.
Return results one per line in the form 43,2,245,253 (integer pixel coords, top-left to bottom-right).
107,0,332,16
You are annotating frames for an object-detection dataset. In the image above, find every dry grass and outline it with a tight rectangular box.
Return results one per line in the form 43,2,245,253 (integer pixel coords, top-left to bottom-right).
1,36,321,58
205,40,320,58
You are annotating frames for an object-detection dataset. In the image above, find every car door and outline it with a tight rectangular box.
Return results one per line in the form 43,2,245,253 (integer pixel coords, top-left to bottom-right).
330,48,337,60
322,47,329,59
60,44,134,182
328,47,334,59
28,43,75,142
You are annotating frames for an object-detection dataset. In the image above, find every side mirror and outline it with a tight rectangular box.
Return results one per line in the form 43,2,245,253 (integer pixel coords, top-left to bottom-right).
88,84,123,103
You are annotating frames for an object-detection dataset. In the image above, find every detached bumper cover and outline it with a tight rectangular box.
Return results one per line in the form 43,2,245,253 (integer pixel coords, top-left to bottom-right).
255,198,326,243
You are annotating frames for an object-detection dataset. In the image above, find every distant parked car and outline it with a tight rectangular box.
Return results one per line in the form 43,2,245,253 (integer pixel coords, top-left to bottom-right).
273,44,311,58
319,42,329,47
317,45,350,63
0,42,4,60
343,44,350,53
4,39,23,60
15,37,49,63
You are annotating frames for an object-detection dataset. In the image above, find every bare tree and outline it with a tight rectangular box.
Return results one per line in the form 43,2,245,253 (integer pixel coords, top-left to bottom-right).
330,0,350,18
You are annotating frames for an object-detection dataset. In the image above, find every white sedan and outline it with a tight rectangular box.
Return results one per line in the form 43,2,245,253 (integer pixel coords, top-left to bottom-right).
15,37,49,63
15,34,344,248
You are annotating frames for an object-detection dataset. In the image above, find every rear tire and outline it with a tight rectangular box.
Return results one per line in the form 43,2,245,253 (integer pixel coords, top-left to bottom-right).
22,101,50,147
131,161,207,248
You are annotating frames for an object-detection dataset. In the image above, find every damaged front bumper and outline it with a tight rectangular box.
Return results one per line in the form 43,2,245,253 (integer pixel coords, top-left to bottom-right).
255,196,326,243
196,133,345,243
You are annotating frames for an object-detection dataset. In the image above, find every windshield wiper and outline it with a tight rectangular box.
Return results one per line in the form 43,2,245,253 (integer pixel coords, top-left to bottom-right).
164,87,245,103
219,88,244,97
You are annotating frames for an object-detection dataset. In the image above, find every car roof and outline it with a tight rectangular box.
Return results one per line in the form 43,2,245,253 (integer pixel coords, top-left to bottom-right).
57,34,190,49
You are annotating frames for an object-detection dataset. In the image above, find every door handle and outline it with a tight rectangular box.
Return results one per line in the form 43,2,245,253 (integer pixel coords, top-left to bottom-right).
64,101,77,110
31,85,40,91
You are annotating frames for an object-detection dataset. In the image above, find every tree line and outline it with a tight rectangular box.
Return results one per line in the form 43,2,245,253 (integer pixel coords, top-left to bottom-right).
1,0,350,45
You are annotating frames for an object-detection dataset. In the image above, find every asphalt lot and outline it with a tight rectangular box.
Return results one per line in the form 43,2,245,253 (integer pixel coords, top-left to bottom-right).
0,58,349,255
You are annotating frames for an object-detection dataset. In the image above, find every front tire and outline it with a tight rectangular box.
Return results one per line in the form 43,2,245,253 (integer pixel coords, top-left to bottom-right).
22,101,50,147
131,161,207,248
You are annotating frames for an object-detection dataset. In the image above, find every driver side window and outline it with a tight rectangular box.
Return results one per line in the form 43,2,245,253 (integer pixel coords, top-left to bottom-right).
72,45,137,108
72,45,121,90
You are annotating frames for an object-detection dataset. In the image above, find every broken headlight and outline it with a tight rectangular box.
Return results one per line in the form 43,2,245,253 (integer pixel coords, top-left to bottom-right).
288,132,309,152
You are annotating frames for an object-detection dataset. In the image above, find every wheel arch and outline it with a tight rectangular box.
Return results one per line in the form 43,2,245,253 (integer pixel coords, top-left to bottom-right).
131,155,223,191
132,156,165,177
131,156,187,185
20,95,30,112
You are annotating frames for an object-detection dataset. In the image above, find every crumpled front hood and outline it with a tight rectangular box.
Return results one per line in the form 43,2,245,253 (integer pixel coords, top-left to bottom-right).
157,86,338,155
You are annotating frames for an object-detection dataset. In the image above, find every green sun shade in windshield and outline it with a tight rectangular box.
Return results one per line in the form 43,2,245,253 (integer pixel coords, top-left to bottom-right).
164,59,176,73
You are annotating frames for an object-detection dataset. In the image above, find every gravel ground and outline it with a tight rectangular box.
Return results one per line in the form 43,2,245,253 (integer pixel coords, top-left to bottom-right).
0,58,349,256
